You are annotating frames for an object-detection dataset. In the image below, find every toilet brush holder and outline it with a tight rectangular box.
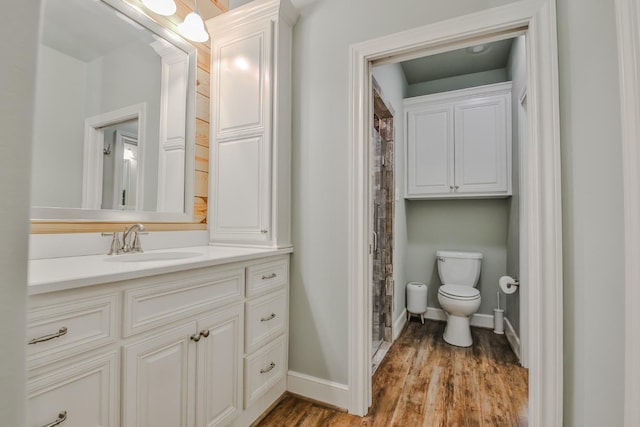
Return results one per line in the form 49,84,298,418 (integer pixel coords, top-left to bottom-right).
493,308,505,335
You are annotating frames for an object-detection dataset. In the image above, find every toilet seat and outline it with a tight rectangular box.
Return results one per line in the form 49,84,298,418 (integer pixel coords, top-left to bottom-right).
438,284,480,300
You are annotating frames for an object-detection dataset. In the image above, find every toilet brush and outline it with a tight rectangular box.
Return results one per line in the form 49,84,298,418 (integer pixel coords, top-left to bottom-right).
494,290,504,334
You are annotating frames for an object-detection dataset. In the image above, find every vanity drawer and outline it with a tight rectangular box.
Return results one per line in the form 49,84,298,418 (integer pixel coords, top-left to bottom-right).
244,334,286,408
27,295,117,370
246,258,288,297
245,289,287,354
124,267,244,337
27,352,118,427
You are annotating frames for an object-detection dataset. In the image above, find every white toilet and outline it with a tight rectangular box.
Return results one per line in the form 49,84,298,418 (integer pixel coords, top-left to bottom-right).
436,250,483,347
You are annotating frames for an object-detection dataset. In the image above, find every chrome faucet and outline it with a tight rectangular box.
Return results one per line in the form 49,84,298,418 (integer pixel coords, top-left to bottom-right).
122,224,145,253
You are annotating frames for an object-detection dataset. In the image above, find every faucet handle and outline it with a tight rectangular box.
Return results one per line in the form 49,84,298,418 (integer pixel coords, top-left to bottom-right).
107,232,122,255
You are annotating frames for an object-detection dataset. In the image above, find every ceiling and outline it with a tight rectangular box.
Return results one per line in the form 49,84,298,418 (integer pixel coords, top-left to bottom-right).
400,38,514,85
41,0,155,62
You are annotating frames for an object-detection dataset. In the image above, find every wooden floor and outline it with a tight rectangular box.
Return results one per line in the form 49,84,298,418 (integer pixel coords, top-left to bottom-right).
257,320,528,427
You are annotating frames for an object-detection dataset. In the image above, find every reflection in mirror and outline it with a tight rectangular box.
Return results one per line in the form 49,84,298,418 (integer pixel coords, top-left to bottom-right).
31,0,195,222
101,119,140,211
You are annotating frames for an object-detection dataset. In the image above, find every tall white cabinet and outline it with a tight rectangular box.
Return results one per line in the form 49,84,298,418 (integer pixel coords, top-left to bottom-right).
405,82,512,199
206,0,297,248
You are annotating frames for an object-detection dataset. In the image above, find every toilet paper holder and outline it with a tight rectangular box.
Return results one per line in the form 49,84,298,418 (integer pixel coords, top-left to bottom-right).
506,279,520,289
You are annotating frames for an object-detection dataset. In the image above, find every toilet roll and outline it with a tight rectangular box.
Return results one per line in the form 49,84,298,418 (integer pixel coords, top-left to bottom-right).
499,275,518,295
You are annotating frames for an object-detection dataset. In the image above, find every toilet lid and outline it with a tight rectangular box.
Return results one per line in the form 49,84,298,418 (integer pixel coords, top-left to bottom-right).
438,284,480,300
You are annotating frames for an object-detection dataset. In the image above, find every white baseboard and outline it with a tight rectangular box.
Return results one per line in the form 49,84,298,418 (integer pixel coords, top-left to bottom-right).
504,316,522,362
287,371,349,410
393,309,408,341
424,307,495,329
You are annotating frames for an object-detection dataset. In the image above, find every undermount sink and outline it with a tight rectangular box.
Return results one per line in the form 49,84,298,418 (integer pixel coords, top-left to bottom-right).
105,251,202,262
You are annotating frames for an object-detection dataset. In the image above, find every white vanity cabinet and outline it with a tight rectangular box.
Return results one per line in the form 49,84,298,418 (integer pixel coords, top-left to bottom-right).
206,0,297,248
26,253,290,427
405,82,512,199
122,305,243,427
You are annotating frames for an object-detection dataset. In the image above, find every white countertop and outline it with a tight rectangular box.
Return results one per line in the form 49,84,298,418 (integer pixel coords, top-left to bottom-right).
28,245,293,295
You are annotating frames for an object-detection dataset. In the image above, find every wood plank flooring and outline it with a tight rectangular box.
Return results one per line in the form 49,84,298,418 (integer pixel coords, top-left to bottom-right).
257,320,528,427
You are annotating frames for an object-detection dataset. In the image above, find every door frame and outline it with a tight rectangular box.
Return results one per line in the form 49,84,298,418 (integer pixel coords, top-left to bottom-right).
346,0,563,425
614,0,640,425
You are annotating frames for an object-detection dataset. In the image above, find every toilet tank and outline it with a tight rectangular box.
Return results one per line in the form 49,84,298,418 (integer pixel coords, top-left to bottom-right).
436,250,483,287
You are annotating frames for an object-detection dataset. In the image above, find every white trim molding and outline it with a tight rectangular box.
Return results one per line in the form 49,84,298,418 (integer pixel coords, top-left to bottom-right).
615,0,640,425
287,371,349,410
393,309,408,341
505,316,523,363
347,0,563,424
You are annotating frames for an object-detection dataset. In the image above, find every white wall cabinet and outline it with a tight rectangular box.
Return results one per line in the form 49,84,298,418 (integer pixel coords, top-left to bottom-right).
207,0,298,248
27,255,289,427
405,82,512,199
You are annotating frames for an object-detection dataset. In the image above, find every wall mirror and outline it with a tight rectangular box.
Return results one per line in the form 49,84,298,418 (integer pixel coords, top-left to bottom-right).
31,0,196,223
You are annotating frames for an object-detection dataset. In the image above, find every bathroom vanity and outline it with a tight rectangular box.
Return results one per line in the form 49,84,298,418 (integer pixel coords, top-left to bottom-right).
26,247,291,427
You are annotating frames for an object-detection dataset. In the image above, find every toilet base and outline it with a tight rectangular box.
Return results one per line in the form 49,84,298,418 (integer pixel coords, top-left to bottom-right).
442,314,473,347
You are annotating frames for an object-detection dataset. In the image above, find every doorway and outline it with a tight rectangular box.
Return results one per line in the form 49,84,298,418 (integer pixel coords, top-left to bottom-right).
346,2,563,424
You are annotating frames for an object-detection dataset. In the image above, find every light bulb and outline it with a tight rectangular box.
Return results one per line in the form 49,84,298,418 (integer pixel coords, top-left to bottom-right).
142,0,177,16
178,12,209,43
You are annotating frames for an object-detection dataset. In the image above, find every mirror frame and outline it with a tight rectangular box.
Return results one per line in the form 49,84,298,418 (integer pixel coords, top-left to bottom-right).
31,0,197,225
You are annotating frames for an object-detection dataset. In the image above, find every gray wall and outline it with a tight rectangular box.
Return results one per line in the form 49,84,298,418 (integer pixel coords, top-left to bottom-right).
557,0,625,425
31,45,86,208
505,35,526,335
371,63,409,329
405,199,509,316
407,68,507,98
288,0,515,386
0,1,39,425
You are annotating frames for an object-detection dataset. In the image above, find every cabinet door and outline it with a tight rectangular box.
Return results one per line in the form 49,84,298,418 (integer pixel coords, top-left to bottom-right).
196,304,244,427
123,322,197,427
406,104,454,197
211,135,271,243
27,352,118,427
454,94,510,194
212,21,272,138
210,20,275,245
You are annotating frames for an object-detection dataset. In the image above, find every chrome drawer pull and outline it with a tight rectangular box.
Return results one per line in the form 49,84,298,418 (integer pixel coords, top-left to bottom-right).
28,327,68,345
43,411,67,427
260,362,276,374
261,273,277,280
260,313,276,322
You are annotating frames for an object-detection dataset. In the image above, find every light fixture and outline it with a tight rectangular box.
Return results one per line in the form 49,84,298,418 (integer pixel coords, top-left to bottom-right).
466,44,489,55
141,0,177,16
178,0,209,43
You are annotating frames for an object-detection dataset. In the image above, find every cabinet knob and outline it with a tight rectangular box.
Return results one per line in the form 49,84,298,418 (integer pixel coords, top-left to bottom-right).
42,411,67,427
260,229,268,234
260,313,277,322
449,186,454,190
260,362,276,374
190,333,201,342
455,185,459,190
199,330,210,339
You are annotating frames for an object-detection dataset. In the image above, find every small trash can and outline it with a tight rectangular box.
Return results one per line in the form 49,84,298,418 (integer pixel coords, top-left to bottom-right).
406,282,428,324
